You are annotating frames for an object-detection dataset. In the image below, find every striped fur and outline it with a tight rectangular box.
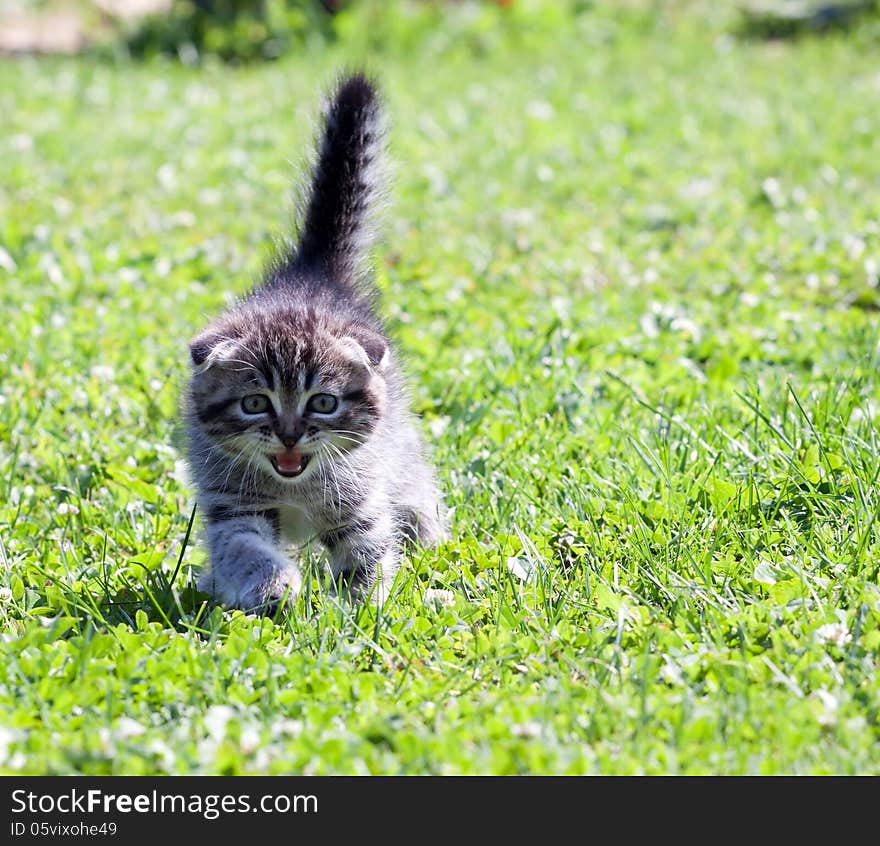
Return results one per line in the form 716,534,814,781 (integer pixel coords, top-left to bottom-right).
183,73,445,613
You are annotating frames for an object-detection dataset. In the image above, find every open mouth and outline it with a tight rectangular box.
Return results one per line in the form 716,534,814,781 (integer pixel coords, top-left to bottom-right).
270,449,311,479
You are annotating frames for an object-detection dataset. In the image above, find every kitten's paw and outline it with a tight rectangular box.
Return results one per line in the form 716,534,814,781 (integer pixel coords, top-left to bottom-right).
199,564,301,616
239,567,302,616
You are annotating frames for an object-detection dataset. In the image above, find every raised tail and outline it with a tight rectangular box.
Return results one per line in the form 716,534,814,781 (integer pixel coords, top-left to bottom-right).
293,72,384,283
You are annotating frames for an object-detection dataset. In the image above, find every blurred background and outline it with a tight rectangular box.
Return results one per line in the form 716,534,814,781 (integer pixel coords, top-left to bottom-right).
2,1,880,61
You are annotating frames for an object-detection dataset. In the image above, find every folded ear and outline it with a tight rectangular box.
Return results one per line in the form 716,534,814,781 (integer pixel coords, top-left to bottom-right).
189,333,238,371
337,327,389,370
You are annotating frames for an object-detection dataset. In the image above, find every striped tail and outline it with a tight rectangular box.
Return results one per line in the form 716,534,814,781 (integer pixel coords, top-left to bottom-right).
294,72,384,283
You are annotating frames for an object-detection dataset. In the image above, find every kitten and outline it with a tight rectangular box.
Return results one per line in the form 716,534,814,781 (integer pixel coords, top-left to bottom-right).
184,73,445,613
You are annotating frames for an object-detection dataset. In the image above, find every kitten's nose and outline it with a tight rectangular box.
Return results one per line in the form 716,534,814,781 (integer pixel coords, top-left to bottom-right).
277,431,302,449
275,419,305,448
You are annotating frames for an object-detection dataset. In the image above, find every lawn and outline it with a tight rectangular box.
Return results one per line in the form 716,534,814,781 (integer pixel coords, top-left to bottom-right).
1,1,880,774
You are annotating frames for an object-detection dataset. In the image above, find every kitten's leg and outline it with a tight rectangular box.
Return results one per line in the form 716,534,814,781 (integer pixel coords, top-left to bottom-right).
199,509,301,614
321,513,398,605
399,504,447,547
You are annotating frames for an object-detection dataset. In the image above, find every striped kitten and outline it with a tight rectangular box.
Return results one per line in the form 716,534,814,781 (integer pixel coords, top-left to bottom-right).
184,73,445,613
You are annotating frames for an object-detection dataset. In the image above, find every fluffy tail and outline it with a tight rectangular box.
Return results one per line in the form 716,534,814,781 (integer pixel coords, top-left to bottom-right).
294,73,384,282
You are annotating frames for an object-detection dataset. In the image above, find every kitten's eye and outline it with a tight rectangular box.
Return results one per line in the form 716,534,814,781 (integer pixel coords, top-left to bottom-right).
306,393,338,414
241,394,270,414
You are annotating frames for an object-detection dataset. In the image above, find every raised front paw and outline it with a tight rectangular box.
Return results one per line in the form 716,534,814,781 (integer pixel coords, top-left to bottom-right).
242,566,302,616
199,562,302,616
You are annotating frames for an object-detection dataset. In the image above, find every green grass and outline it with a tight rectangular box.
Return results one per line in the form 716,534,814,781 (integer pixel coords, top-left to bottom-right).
2,1,880,774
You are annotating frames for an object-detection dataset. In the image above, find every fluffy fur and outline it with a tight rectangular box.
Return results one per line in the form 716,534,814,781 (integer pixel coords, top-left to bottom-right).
183,73,445,613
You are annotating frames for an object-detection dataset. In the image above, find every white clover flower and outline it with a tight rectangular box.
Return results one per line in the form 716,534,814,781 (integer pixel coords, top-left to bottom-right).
57,502,79,516
116,718,146,740
157,163,176,189
424,588,455,609
0,726,20,766
526,100,554,121
198,188,221,206
762,177,784,206
812,690,839,727
511,722,541,739
428,417,449,439
9,133,32,152
639,313,659,338
671,316,702,341
240,726,261,755
0,246,17,273
98,727,112,753
147,739,176,771
680,177,715,199
90,364,115,381
204,705,235,740
171,210,196,228
273,719,304,738
816,622,851,647
660,659,684,686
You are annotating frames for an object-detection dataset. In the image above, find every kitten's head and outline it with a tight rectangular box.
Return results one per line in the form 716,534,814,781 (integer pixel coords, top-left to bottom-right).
187,307,388,483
